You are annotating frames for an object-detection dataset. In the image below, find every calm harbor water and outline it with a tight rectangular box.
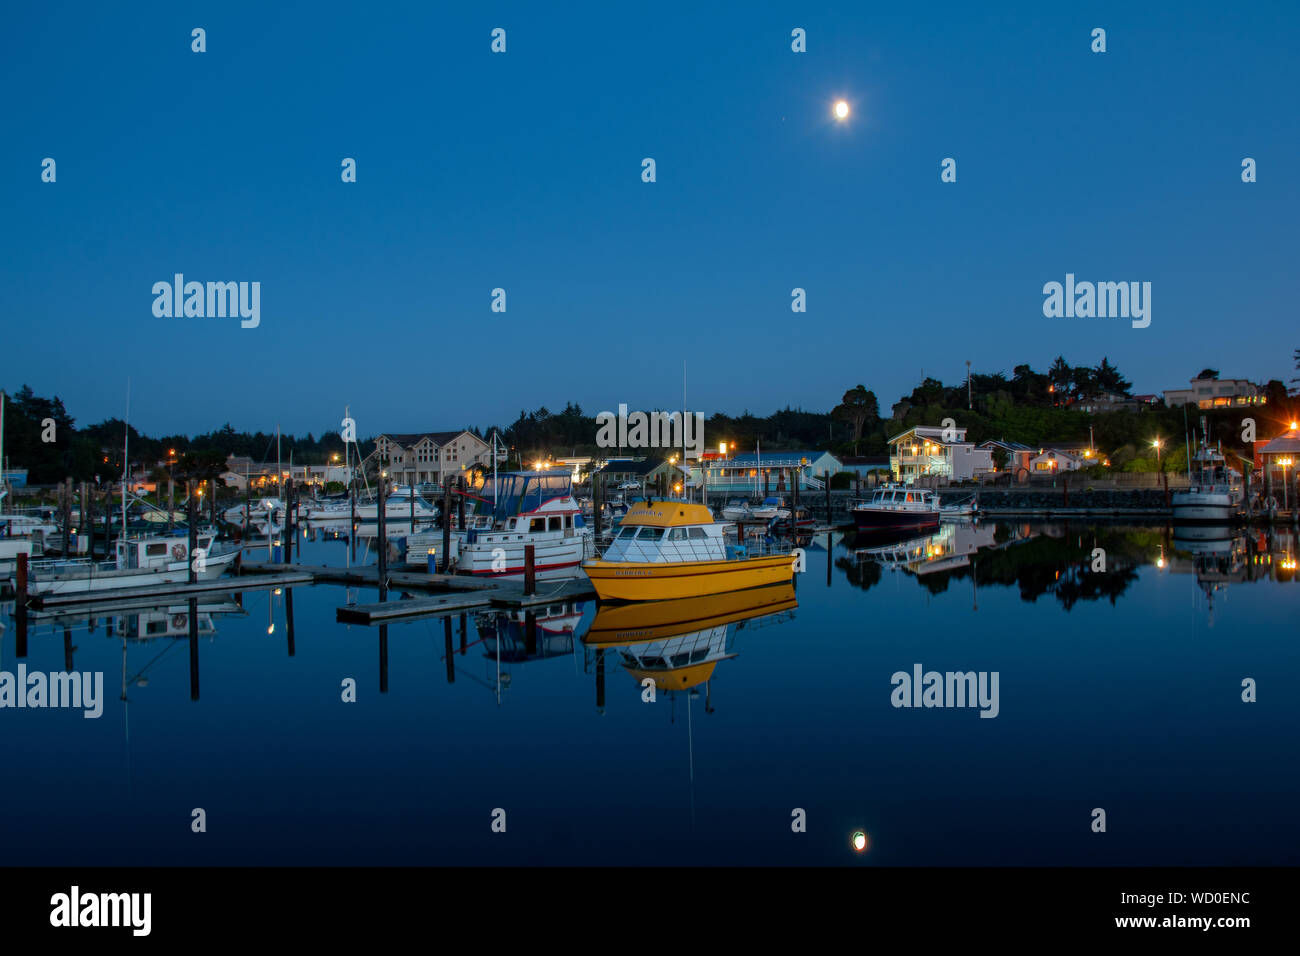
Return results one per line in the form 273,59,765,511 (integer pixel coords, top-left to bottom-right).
2,520,1297,866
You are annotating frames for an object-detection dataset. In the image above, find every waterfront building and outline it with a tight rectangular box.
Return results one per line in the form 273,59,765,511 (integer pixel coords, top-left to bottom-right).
888,427,991,484
1028,448,1090,473
978,439,1037,480
702,450,841,492
595,457,685,495
1163,376,1265,410
1254,423,1300,503
371,430,491,488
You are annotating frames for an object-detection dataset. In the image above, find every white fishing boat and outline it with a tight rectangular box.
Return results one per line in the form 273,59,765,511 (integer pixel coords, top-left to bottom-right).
0,538,36,576
23,531,239,596
751,496,791,521
720,498,753,521
1172,421,1244,524
351,485,438,520
456,472,592,578
223,497,287,524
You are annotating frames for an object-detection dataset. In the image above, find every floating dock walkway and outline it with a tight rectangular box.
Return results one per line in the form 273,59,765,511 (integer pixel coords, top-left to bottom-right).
235,561,597,624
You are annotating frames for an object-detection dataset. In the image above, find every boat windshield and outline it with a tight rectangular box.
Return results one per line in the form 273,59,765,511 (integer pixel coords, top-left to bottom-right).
491,473,573,520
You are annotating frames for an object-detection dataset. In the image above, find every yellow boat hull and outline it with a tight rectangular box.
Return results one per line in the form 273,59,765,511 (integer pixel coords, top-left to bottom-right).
582,554,795,601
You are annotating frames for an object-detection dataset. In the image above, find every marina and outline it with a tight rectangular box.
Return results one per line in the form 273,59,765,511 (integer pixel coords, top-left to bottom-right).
2,517,1296,868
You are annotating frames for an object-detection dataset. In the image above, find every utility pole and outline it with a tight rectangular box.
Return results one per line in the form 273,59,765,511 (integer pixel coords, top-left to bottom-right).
966,360,972,410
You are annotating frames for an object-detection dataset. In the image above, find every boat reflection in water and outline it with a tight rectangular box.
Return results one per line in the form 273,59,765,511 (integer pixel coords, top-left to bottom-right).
851,521,1005,576
583,583,797,696
1165,525,1297,625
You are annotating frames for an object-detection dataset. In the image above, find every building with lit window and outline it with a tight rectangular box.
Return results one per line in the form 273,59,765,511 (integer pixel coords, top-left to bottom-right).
1163,376,1265,409
889,427,991,483
371,430,491,487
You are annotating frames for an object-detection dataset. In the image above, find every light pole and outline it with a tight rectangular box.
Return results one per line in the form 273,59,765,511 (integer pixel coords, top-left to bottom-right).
1152,438,1162,468
167,448,177,531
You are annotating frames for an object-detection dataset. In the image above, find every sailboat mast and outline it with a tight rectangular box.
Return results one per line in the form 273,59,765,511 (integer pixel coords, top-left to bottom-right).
276,424,282,496
121,380,130,543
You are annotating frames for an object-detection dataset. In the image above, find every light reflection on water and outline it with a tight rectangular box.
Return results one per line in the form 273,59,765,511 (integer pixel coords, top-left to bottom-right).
1,520,1296,866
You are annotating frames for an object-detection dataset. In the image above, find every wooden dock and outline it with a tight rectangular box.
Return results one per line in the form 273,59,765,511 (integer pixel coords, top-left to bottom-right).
29,571,313,609
238,562,497,592
336,579,597,624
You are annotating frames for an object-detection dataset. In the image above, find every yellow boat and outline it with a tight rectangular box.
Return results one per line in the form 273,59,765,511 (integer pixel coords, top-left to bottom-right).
581,500,795,601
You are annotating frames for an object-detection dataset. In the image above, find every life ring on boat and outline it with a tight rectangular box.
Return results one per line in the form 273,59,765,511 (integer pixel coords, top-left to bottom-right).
172,543,187,561
172,613,187,629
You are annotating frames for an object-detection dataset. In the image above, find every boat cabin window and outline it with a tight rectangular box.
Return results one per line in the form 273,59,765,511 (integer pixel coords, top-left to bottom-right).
507,518,517,530
146,543,168,557
617,526,637,539
529,518,546,532
548,516,561,531
905,493,915,503
637,527,664,541
689,527,707,539
667,528,687,541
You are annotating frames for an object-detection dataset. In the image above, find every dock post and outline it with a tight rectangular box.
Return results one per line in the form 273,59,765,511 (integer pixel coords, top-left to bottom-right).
525,610,537,655
284,481,293,564
524,543,536,596
457,476,466,530
376,477,388,602
593,474,603,537
349,480,357,561
459,612,467,654
15,551,28,657
441,481,452,573
64,624,74,671
187,487,198,584
824,470,832,526
409,478,415,529
1062,474,1069,509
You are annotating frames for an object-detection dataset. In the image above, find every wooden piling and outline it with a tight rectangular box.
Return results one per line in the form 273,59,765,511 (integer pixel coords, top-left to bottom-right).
524,543,536,596
824,470,831,524
593,473,603,536
457,476,466,529
441,481,452,573
187,487,198,584
284,481,294,564
64,625,74,671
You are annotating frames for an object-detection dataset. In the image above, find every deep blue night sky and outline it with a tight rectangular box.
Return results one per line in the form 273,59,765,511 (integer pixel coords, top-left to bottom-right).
3,1,1297,437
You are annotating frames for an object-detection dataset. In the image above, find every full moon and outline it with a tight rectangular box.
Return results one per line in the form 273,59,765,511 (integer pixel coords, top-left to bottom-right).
834,100,850,120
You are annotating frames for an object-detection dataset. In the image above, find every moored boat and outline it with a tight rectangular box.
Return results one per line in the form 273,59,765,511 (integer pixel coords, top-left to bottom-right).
851,484,942,532
1173,425,1243,525
581,500,795,601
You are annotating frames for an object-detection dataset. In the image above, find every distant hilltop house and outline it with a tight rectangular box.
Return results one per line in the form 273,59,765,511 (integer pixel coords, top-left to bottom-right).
370,430,492,487
1163,375,1264,410
1029,446,1092,473
1072,392,1162,414
889,427,992,484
